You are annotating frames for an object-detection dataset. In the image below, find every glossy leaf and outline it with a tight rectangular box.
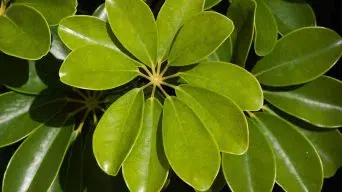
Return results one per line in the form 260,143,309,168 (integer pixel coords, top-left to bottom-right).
227,0,256,67
122,98,169,192
50,26,71,61
59,45,140,90
58,15,119,51
176,85,248,154
254,0,277,56
163,97,220,191
3,123,74,192
222,118,275,192
15,0,76,25
93,89,144,176
206,38,233,62
252,112,323,192
168,11,234,66
180,61,263,111
204,0,221,9
263,0,316,34
0,4,50,60
264,76,342,128
93,3,107,21
0,92,36,147
252,27,342,86
156,0,204,62
299,128,342,178
0,54,46,95
106,0,157,66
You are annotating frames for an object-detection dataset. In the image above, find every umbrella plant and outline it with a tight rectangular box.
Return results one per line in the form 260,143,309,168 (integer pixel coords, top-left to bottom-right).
0,0,341,191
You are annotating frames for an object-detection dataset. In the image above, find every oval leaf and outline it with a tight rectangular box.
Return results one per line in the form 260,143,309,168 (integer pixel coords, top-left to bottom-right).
93,88,144,176
162,97,220,191
254,0,278,56
252,112,323,192
59,45,140,90
263,0,316,35
204,0,222,10
93,3,107,21
176,85,248,154
264,76,342,128
252,27,342,86
106,0,157,66
222,118,276,192
58,15,119,51
15,0,77,25
180,61,263,111
50,26,71,61
299,128,342,178
168,11,234,66
3,124,74,192
227,0,256,67
206,37,233,62
156,0,204,62
122,98,169,192
0,4,50,60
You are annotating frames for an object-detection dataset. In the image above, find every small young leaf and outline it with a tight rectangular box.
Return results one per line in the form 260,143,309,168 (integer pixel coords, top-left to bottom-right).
168,11,234,66
254,0,278,56
14,0,77,25
227,0,256,67
0,4,50,60
252,112,323,192
222,119,276,192
106,0,157,66
156,0,204,62
93,88,144,176
176,85,248,154
58,16,119,51
204,0,222,10
264,76,342,128
122,98,169,192
263,0,316,35
59,45,140,90
252,27,342,86
3,123,74,192
163,97,220,191
299,128,342,178
180,61,263,111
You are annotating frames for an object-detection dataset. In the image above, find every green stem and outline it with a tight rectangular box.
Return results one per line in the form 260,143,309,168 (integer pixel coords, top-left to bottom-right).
92,110,98,125
139,64,153,77
160,62,170,76
0,1,6,16
139,73,152,81
163,72,182,80
151,84,157,98
67,106,88,119
160,81,178,89
73,88,88,100
157,85,169,97
75,109,91,135
246,111,255,118
140,82,152,90
66,98,86,104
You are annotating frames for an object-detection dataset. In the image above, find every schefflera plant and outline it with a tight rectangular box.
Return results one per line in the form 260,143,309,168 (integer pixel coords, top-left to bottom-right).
58,0,263,191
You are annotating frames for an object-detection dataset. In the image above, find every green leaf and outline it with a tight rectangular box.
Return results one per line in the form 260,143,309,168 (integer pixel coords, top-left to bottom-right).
0,54,46,95
15,0,77,25
176,85,248,154
59,45,140,90
263,0,316,35
106,0,157,66
156,0,204,62
264,76,342,128
168,11,234,66
0,4,50,60
206,38,233,62
122,98,169,192
93,3,107,21
180,61,263,111
254,0,277,56
58,15,119,51
50,26,71,61
252,27,342,86
299,128,342,178
227,0,256,67
162,97,220,191
93,88,144,176
3,123,74,192
204,0,221,9
222,118,276,192
252,112,323,192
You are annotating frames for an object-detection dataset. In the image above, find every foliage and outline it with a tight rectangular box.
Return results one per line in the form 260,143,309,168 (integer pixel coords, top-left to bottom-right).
0,0,341,191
